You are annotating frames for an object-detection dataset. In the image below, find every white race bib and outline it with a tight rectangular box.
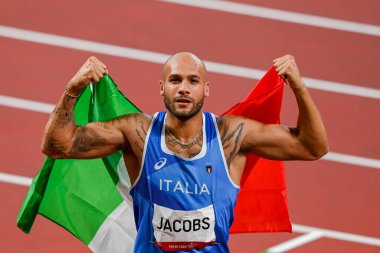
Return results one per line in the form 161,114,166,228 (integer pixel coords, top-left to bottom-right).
152,204,216,251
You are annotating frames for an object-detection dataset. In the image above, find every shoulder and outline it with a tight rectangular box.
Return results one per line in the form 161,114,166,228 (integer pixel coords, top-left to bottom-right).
216,115,263,151
213,115,247,166
215,115,246,145
108,113,153,134
110,113,153,155
130,113,153,126
216,115,245,130
110,112,152,124
216,115,263,132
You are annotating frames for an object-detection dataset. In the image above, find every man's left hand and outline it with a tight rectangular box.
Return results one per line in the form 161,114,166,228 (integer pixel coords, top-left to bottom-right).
273,55,304,91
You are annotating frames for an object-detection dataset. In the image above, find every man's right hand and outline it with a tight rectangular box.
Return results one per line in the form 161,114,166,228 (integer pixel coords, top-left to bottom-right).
66,56,108,95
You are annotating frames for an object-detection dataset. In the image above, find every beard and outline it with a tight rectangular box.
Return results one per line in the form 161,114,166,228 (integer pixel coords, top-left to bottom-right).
164,94,204,121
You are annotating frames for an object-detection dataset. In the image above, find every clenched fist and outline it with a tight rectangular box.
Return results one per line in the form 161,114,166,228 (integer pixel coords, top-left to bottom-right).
273,55,304,91
66,56,108,95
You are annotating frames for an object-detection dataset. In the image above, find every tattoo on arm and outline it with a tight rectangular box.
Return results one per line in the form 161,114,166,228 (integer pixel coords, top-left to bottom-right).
139,120,147,136
133,120,148,152
134,141,143,152
45,135,67,157
51,95,77,128
55,111,74,128
217,117,228,146
225,123,244,166
218,117,244,168
135,129,144,143
134,129,145,152
70,126,106,154
43,95,79,156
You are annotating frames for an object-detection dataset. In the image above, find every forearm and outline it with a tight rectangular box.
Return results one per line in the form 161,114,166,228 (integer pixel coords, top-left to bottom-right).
293,85,328,159
41,86,81,157
273,55,328,159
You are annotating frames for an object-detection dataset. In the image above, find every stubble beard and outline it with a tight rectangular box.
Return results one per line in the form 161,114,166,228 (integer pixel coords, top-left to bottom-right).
164,94,204,121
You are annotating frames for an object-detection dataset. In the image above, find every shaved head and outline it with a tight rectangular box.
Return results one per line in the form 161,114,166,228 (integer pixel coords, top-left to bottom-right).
162,52,207,82
160,52,210,121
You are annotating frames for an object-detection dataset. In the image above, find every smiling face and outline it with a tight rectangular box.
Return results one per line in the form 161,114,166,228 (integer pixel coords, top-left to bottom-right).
160,52,210,121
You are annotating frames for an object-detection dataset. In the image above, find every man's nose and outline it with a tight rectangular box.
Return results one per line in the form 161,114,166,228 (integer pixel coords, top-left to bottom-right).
178,81,190,94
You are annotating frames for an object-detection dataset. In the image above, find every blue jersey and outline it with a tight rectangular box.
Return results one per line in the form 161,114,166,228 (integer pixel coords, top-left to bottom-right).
130,112,239,252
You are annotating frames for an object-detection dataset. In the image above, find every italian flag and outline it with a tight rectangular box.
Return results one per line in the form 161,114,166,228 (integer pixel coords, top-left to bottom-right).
17,68,290,252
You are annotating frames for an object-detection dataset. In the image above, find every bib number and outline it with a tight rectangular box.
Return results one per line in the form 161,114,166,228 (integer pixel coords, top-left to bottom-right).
152,204,216,251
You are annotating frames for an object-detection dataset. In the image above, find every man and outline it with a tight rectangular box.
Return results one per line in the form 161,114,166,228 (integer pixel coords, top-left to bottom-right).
42,52,328,252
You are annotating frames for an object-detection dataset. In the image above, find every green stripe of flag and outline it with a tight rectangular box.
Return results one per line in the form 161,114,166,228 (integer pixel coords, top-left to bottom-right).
17,75,140,246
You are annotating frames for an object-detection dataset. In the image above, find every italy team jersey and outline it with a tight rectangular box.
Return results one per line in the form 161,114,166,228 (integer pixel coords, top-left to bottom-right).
130,112,239,252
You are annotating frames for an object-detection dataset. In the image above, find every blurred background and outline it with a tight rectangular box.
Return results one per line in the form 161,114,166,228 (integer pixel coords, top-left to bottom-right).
1,0,380,252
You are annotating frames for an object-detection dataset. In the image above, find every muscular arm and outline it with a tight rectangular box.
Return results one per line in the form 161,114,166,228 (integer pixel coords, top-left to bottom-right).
222,55,328,162
41,93,127,159
42,56,134,159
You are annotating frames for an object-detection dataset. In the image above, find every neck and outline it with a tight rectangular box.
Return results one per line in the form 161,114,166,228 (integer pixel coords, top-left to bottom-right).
166,111,203,142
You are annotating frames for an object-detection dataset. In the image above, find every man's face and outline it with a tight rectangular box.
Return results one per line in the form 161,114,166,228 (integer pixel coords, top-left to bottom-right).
160,55,209,121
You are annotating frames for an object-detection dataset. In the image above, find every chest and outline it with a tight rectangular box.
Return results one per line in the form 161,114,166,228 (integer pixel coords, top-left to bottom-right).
164,134,204,159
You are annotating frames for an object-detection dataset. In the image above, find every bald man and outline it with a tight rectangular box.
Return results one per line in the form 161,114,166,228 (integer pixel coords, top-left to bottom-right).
42,52,328,252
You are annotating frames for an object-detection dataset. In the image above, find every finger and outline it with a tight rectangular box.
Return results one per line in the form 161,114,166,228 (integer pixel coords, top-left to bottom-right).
92,64,104,80
276,63,291,81
85,65,101,82
92,57,107,70
93,61,105,75
88,72,100,83
276,62,289,75
273,55,289,66
273,55,294,67
274,60,289,75
276,67,290,86
87,56,107,72
94,62,109,76
87,56,109,76
273,57,286,67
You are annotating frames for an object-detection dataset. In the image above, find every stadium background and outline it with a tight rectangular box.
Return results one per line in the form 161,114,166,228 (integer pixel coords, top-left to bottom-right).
1,1,379,252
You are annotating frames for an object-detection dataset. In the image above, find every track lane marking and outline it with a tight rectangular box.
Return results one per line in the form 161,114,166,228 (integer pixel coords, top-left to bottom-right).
1,171,379,247
0,172,32,186
266,231,324,252
160,0,380,37
292,224,380,247
324,152,380,170
0,95,54,113
1,25,380,100
1,94,380,170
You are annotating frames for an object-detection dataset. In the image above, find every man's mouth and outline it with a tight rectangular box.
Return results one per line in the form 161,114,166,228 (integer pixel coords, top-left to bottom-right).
174,98,192,104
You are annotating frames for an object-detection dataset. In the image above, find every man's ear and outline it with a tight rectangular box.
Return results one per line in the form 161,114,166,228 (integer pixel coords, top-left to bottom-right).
159,80,164,96
204,82,210,97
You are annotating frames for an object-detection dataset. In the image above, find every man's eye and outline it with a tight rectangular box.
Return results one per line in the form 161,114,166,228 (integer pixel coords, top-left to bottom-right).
170,79,180,83
191,79,199,83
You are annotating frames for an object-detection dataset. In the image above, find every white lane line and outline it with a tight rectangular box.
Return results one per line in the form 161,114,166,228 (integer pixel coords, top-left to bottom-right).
2,170,380,248
293,223,380,247
0,95,54,113
324,152,380,170
160,0,380,37
1,94,380,170
266,231,324,252
1,25,380,100
0,172,32,186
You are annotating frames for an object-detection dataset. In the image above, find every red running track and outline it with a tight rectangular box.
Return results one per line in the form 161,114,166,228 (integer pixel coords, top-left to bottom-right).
1,1,380,252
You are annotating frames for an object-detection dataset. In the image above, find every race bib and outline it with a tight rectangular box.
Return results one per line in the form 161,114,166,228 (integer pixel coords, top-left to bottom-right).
152,204,216,251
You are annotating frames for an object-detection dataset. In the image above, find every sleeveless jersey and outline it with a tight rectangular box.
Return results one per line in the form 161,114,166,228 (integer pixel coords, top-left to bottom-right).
130,112,239,252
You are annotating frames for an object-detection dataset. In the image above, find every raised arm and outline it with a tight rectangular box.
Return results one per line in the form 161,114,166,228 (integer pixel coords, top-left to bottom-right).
221,55,328,162
42,57,128,159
